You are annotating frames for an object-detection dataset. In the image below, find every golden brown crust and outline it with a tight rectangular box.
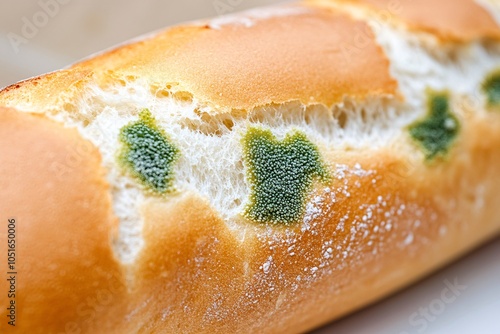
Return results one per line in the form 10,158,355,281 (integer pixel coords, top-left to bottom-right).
0,69,93,114
0,4,397,112
0,108,128,334
81,4,397,110
312,0,500,42
128,195,249,333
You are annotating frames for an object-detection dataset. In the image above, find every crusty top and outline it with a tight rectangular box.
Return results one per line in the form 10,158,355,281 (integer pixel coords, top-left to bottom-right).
75,4,397,110
0,3,401,113
312,0,500,42
1,1,499,112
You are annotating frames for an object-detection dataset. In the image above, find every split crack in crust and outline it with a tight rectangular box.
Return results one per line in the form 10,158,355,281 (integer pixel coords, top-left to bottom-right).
1,1,500,266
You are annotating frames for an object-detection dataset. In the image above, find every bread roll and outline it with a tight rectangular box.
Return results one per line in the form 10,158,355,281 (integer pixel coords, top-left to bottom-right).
1,0,500,332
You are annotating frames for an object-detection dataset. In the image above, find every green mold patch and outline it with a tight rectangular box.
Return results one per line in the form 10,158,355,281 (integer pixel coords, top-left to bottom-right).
242,127,329,225
482,70,500,107
409,91,459,160
119,109,179,194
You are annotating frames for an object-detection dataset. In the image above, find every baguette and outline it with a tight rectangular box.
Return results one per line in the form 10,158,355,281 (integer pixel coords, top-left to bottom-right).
1,0,500,333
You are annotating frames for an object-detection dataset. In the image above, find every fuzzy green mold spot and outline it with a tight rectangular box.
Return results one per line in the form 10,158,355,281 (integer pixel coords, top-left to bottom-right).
119,109,179,194
409,91,459,160
482,70,500,107
242,127,329,225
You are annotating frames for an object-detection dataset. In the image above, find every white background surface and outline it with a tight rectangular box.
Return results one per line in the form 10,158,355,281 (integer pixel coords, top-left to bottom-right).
1,1,499,333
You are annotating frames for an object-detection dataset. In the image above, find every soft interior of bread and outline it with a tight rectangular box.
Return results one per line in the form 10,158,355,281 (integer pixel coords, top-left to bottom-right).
38,13,500,264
